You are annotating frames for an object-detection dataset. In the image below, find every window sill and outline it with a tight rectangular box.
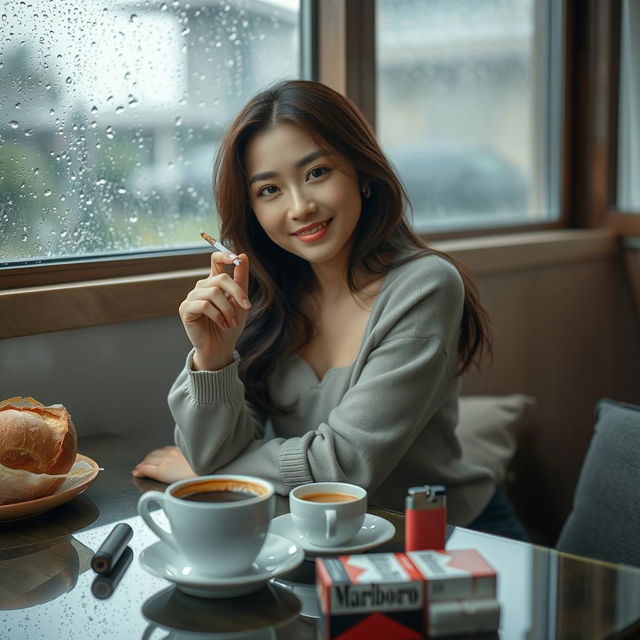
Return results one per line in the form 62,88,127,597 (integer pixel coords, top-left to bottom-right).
0,228,617,339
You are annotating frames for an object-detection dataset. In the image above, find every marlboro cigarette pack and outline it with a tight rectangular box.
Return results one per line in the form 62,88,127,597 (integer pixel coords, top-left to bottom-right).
407,549,500,637
316,550,500,639
406,549,497,601
316,553,424,640
427,598,501,638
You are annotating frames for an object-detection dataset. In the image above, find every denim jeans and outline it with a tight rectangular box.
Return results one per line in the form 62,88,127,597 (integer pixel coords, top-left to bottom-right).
467,489,529,542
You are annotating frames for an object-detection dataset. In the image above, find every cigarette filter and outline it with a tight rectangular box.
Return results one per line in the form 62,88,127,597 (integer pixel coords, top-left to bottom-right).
91,523,133,574
91,546,134,600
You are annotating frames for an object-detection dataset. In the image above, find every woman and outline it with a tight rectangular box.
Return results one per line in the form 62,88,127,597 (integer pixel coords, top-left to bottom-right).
133,80,526,539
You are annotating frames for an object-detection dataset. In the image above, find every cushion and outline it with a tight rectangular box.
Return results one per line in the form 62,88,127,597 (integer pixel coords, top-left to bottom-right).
556,398,640,567
457,394,534,485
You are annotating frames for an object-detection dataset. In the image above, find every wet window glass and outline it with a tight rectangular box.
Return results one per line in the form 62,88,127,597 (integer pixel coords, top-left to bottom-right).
376,0,563,232
0,0,300,264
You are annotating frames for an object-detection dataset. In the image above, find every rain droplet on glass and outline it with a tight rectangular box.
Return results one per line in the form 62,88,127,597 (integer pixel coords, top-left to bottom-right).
175,116,182,126
105,126,115,139
116,106,124,114
91,105,98,115
9,120,19,129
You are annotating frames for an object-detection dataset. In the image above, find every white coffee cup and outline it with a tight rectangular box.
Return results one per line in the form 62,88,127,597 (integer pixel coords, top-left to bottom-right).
289,482,366,547
137,474,275,578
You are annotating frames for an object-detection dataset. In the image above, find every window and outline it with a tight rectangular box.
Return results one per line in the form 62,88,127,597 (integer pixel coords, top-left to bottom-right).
375,0,563,232
1,0,301,266
617,0,640,212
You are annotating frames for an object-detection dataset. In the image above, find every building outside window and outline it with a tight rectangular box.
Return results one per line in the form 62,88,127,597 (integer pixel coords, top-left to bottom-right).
376,0,563,232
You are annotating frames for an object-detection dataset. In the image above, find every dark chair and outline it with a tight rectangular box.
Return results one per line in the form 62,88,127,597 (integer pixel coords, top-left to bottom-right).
555,398,640,567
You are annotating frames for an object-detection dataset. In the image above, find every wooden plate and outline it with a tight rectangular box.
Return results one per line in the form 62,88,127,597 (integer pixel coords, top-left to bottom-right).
0,454,100,521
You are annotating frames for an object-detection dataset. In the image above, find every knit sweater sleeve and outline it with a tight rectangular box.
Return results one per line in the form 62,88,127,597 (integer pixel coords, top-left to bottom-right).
169,350,267,473
204,255,466,495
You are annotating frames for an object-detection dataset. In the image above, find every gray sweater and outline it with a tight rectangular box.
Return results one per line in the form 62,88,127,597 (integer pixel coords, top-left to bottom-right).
169,253,494,525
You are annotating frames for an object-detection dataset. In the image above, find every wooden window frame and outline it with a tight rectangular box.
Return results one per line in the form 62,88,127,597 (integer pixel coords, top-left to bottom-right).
2,0,636,340
568,0,640,232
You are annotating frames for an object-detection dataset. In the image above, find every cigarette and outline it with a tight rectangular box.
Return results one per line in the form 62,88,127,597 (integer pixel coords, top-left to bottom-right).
91,523,133,574
200,232,241,266
91,546,134,599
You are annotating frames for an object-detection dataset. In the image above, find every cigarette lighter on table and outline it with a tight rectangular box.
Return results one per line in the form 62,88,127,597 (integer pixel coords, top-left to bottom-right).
405,484,447,551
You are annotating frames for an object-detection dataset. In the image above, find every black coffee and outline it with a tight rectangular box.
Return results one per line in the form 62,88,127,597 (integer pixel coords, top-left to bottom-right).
181,490,255,503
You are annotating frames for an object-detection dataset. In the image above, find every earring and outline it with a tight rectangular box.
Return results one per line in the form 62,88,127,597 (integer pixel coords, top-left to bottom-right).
361,184,371,198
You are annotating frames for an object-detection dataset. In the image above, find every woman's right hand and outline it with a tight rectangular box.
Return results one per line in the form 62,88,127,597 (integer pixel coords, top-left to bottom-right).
178,250,251,371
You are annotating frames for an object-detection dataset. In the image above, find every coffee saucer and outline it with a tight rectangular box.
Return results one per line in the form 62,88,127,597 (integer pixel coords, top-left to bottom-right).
139,532,304,598
269,513,396,557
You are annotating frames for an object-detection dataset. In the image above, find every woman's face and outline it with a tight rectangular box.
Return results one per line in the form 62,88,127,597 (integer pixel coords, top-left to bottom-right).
245,123,362,270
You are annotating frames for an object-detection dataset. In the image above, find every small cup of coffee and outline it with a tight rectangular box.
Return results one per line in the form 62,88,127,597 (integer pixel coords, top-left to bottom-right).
137,475,274,578
289,482,366,547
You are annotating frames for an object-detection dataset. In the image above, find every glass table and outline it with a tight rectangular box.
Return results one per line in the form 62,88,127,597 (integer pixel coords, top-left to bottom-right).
1,433,639,639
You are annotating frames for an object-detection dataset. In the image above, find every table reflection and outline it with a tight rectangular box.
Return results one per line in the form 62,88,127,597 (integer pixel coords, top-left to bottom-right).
448,528,640,639
141,583,301,639
0,536,93,611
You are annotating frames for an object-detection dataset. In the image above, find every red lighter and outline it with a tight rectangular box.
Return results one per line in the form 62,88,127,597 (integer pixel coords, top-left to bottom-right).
405,484,447,551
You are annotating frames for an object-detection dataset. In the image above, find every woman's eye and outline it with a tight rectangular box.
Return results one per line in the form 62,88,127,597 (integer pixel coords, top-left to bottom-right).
258,185,279,197
308,166,329,180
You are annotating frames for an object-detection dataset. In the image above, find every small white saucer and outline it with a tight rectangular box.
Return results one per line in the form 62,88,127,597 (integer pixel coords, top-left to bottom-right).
269,513,396,557
139,532,304,598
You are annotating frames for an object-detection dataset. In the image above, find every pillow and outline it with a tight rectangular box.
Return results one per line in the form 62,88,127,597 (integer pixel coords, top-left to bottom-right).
456,394,534,485
555,398,640,567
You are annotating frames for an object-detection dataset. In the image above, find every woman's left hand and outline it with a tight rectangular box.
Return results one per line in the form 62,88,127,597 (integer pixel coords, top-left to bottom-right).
132,446,197,483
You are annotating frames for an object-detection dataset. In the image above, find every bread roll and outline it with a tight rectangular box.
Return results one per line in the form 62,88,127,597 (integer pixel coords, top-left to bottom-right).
0,398,77,478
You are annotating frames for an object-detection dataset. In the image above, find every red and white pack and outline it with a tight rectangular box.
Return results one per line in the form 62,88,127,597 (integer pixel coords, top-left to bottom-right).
316,549,500,639
406,549,497,602
316,553,424,640
407,549,500,637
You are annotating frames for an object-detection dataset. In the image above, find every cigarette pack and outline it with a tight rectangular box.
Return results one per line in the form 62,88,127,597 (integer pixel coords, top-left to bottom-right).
427,597,501,638
316,553,424,640
406,549,497,601
407,549,500,637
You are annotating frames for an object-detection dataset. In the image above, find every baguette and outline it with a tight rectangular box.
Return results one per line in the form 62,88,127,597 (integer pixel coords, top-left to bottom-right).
0,397,77,498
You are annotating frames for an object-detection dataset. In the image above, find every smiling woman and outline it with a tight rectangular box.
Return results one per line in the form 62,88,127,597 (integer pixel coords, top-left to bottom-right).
133,80,529,541
246,124,363,267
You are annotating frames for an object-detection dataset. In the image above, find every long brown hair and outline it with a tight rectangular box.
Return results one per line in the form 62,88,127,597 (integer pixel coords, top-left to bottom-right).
214,80,491,414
